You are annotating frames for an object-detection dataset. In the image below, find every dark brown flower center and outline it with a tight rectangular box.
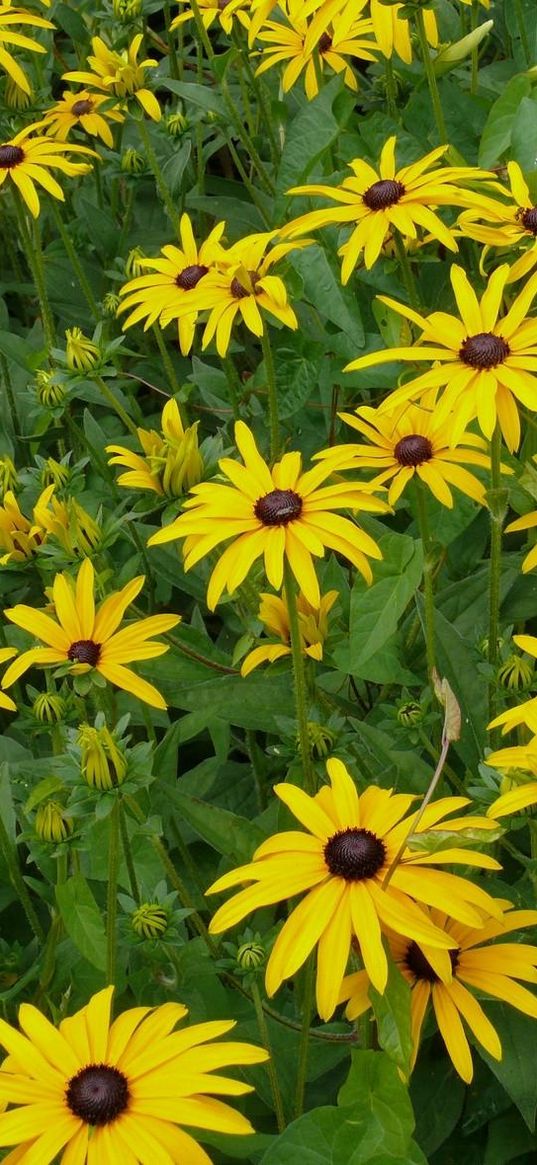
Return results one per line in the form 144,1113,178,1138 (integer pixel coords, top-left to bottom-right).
67,639,101,666
254,488,302,526
231,271,259,299
394,434,433,467
459,332,510,369
0,144,24,169
175,264,209,290
318,32,332,52
363,179,405,211
66,1064,130,1126
405,940,460,983
521,207,537,236
324,827,386,881
71,99,93,116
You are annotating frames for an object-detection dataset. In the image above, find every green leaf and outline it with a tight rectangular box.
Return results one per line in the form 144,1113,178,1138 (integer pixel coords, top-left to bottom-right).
478,74,531,167
291,247,364,347
410,1041,465,1157
163,78,224,115
165,789,264,862
275,79,354,210
161,141,192,196
475,1002,537,1131
484,1110,537,1165
370,962,413,1075
55,875,106,971
276,352,321,419
418,599,486,771
511,96,537,172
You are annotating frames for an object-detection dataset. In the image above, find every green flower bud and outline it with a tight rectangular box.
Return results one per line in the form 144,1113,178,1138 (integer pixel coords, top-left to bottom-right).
125,246,146,278
65,327,99,373
35,370,66,409
497,655,534,692
35,801,72,843
32,692,67,724
0,456,18,498
131,903,169,939
166,112,189,137
113,0,143,16
237,940,265,970
121,148,147,175
4,78,31,110
305,721,334,759
102,292,121,317
78,723,127,790
397,701,423,727
40,458,70,489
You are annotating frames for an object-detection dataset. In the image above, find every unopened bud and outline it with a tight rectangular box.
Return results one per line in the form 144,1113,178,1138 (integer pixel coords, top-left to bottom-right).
102,292,121,317
305,721,334,759
32,692,67,723
498,655,534,692
78,723,127,790
397,701,423,728
131,903,169,939
166,112,188,137
121,148,146,175
237,939,265,970
35,800,72,843
125,246,146,278
65,327,99,373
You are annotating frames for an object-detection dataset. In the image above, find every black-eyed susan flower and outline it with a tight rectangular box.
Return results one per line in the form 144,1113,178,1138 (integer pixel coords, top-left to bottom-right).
63,34,161,121
248,0,345,44
370,0,438,64
34,799,73,843
148,420,389,610
0,124,93,217
282,137,494,281
458,162,537,284
172,231,311,356
347,263,537,452
489,635,537,737
38,89,124,147
0,986,267,1163
0,455,18,497
0,5,53,96
240,588,338,675
317,391,500,508
118,213,227,355
486,737,537,818
1,558,180,709
207,757,501,1020
254,0,378,100
171,0,252,34
0,489,46,565
107,398,204,497
65,326,99,371
339,905,537,1083
33,485,101,557
78,722,127,789
0,648,17,715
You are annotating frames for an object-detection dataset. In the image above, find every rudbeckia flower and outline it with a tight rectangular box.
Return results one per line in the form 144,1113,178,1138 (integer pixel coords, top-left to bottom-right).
1,558,180,709
107,398,204,497
339,905,537,1083
485,736,537,818
346,263,537,452
0,489,48,565
171,0,252,35
207,757,501,1020
63,34,161,121
240,588,338,675
173,231,310,356
282,137,494,281
0,124,93,217
489,635,537,738
458,162,537,284
248,0,347,45
370,0,437,64
316,391,503,508
0,986,267,1164
148,420,389,610
38,89,124,147
33,485,101,557
254,0,377,100
0,5,53,96
118,213,227,355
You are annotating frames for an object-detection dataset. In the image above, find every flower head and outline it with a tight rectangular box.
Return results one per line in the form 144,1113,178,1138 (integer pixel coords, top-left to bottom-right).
65,327,99,371
0,986,267,1162
33,485,101,557
35,800,72,843
148,420,389,609
208,757,501,1020
0,489,47,565
78,722,128,789
458,162,537,284
131,902,169,939
1,558,180,709
63,34,161,120
107,398,204,497
0,6,54,96
32,691,66,723
38,89,124,147
0,124,93,217
346,264,537,452
254,0,378,100
240,588,338,675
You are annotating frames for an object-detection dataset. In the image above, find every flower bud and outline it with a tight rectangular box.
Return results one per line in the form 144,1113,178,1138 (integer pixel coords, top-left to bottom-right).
113,0,143,16
125,246,146,278
237,939,265,970
121,148,147,175
434,21,493,73
35,801,72,843
497,655,534,692
32,692,67,723
166,112,189,137
305,721,334,759
35,371,66,409
78,723,127,790
397,701,423,727
131,903,169,939
65,327,99,372
0,456,18,498
4,78,31,110
40,458,70,489
102,292,121,317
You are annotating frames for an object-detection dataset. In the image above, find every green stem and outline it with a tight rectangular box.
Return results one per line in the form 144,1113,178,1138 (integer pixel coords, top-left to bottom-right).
14,199,55,353
221,74,275,196
222,132,270,224
251,980,286,1132
91,374,138,438
164,0,180,78
294,956,315,1119
50,200,99,320
138,119,180,232
106,797,120,985
470,1,479,96
393,231,420,311
414,480,436,679
415,8,447,143
152,324,182,397
119,798,140,904
0,815,45,943
0,353,19,437
261,328,280,461
514,0,532,67
283,560,315,794
488,425,504,724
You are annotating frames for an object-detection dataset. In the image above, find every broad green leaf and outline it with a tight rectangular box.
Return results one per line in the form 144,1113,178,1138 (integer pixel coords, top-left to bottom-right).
163,78,225,115
511,96,537,172
370,963,413,1075
56,875,106,971
166,789,264,862
484,1110,537,1165
410,1041,465,1158
291,247,364,347
478,74,531,167
275,79,354,208
418,599,486,771
475,1002,537,1131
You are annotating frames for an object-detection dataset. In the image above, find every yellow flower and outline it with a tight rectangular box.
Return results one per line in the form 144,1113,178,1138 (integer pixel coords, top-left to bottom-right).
106,398,204,497
488,635,537,737
0,986,267,1163
148,420,389,610
38,89,124,147
339,905,537,1083
62,34,161,121
254,0,377,101
118,213,227,355
458,162,537,284
131,902,169,938
0,456,18,497
0,648,17,715
33,485,101,557
0,124,93,217
317,390,500,507
0,6,53,96
346,263,537,452
497,653,534,692
31,692,66,723
0,489,48,565
174,231,311,357
78,722,127,789
283,136,495,280
486,737,537,818
240,588,338,675
65,326,99,371
35,800,72,843
248,0,347,45
1,558,180,710
207,757,501,1020
370,0,437,63
171,0,252,35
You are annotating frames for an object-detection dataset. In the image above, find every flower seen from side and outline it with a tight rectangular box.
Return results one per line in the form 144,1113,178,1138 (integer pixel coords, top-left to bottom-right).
458,162,537,284
171,0,252,34
253,1,377,100
339,905,537,1083
1,557,180,709
207,757,501,1020
0,489,48,565
240,588,338,675
33,485,101,557
346,263,537,452
0,5,54,96
107,398,204,497
38,89,124,146
78,722,128,790
62,34,161,121
0,124,94,217
148,420,389,610
65,326,99,371
0,986,268,1163
485,737,537,818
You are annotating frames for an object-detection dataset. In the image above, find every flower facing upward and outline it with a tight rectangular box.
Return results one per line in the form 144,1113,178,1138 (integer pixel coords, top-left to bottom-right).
148,420,389,610
339,906,537,1083
38,89,124,147
316,391,499,508
485,737,537,819
346,264,537,452
0,124,93,217
0,6,53,95
0,986,267,1164
370,0,437,63
171,0,252,35
173,231,311,357
207,757,501,1020
240,588,338,675
63,34,161,121
254,1,378,101
107,398,204,497
118,213,226,355
458,162,537,284
1,558,180,709
282,137,494,281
